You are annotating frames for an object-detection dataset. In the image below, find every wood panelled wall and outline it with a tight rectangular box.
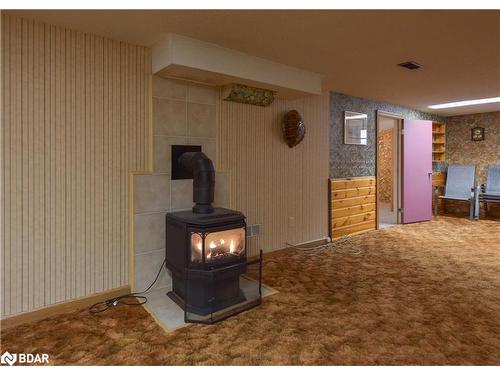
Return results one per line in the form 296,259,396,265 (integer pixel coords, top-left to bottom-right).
218,94,329,256
330,177,376,238
1,15,151,317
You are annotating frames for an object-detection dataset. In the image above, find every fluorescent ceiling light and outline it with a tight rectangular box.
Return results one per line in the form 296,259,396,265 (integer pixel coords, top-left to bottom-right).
428,97,500,109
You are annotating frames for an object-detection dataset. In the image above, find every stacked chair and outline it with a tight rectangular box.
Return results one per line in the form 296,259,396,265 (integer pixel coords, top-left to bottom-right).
476,164,500,219
434,164,476,220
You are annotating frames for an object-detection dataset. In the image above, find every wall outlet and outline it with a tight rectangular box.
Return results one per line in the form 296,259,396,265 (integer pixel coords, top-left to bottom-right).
289,216,295,228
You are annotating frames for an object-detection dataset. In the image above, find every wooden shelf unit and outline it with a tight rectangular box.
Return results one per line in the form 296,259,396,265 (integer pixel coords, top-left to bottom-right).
432,122,446,162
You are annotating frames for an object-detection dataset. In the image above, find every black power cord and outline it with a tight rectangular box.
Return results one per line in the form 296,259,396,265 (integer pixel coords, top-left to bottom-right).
89,259,166,314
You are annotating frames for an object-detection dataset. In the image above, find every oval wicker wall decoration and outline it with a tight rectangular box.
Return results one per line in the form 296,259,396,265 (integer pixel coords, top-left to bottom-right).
282,110,306,148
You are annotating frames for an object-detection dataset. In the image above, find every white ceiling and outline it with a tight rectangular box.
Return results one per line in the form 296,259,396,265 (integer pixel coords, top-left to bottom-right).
5,9,500,116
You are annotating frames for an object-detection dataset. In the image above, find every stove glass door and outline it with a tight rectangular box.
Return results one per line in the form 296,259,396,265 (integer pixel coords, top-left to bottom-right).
190,227,246,265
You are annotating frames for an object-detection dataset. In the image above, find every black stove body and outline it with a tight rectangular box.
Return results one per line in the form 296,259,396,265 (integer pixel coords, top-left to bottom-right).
166,208,247,315
165,151,249,317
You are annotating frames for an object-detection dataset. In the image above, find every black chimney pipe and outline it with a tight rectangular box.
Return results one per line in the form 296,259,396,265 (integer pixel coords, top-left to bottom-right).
178,152,215,214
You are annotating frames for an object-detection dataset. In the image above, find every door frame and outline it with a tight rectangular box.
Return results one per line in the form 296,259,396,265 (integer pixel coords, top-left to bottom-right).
375,110,404,229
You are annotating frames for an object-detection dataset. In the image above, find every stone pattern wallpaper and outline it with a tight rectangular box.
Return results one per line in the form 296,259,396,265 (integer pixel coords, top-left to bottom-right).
330,92,446,178
377,129,393,204
446,111,500,185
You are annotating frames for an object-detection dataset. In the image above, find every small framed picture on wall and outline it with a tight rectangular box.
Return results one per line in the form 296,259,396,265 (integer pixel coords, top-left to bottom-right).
471,126,485,141
344,111,368,145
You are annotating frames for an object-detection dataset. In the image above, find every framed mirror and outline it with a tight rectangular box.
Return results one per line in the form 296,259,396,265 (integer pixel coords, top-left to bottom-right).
344,111,368,145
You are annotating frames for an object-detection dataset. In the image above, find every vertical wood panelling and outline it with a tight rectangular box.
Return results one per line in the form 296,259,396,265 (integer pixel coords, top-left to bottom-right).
1,15,151,318
218,94,330,257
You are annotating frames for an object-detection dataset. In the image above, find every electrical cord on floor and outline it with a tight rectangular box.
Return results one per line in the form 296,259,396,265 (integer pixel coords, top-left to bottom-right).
89,259,166,314
286,234,366,256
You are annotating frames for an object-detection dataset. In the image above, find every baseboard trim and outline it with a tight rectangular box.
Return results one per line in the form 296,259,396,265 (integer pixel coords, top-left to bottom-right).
0,286,131,330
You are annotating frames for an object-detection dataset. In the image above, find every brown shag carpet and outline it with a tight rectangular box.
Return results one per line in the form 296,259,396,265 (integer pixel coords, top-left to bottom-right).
2,216,500,365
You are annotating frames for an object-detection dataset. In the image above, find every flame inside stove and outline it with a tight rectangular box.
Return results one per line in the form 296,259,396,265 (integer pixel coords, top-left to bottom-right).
191,228,245,263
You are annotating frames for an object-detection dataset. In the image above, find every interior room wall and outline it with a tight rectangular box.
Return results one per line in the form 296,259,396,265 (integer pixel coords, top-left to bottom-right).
218,93,330,256
330,92,446,178
1,15,151,317
133,76,222,292
446,111,500,185
135,82,330,283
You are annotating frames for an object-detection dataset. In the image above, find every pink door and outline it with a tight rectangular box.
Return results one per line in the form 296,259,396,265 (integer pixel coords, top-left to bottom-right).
402,120,433,223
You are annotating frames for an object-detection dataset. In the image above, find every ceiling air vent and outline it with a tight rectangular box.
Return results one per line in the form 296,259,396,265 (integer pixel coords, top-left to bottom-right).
398,61,422,70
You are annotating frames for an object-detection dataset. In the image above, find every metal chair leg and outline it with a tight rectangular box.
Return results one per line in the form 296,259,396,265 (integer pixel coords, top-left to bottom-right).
474,190,480,220
469,187,479,221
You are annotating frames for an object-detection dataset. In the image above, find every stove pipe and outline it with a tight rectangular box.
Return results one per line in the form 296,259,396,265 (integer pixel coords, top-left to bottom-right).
178,152,215,214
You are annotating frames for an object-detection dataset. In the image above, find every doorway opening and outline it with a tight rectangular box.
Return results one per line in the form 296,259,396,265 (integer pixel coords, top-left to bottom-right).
376,112,403,229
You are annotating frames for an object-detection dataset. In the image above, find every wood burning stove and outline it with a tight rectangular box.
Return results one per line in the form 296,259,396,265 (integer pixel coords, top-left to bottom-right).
166,208,248,315
165,151,261,322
